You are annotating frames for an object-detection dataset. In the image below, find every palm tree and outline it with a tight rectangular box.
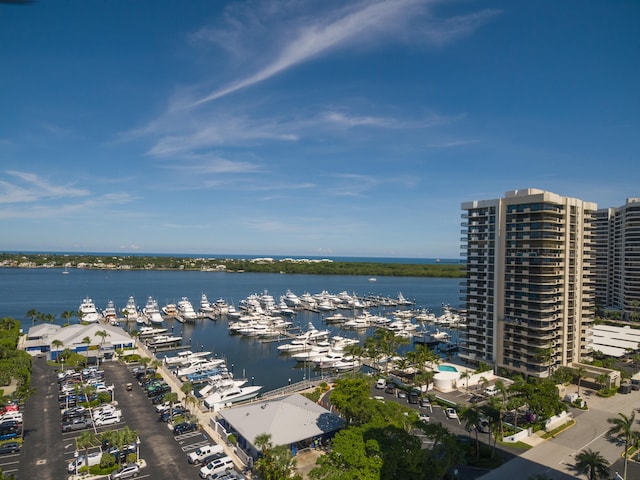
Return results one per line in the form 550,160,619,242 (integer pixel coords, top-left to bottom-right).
139,357,151,376
460,405,482,459
27,309,39,326
181,381,193,409
51,339,64,366
94,329,110,366
573,449,610,480
76,430,99,468
607,411,637,480
343,344,364,375
575,366,587,397
459,370,471,391
254,432,273,454
61,310,75,325
163,391,179,424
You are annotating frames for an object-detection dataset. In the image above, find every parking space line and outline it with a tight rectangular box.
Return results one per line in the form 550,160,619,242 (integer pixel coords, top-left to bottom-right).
181,440,210,452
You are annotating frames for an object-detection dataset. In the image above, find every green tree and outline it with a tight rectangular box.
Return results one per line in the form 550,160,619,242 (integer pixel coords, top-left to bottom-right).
163,391,179,424
460,405,482,459
573,449,610,480
607,411,638,480
27,309,39,326
309,426,383,480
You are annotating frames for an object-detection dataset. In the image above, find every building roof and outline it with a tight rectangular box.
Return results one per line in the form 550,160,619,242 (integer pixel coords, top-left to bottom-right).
590,325,640,357
24,323,133,350
219,393,344,448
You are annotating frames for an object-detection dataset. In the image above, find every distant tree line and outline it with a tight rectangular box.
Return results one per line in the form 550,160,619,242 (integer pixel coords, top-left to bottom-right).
0,253,466,278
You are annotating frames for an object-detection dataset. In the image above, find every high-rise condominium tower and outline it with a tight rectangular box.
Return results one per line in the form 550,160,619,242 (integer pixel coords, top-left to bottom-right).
460,188,597,378
594,198,640,320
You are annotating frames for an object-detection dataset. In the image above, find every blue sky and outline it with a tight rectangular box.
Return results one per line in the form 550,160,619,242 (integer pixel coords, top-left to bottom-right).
1,0,638,259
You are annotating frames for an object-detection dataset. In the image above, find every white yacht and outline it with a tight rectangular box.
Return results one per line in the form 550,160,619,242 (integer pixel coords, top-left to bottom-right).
283,289,301,308
79,297,100,323
143,296,164,325
103,300,117,324
203,384,262,410
212,298,229,315
199,293,214,314
162,303,177,317
177,297,198,321
146,334,182,348
163,350,212,366
123,296,140,322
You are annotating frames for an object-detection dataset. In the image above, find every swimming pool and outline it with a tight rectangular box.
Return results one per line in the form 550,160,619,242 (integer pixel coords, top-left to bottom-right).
438,365,459,373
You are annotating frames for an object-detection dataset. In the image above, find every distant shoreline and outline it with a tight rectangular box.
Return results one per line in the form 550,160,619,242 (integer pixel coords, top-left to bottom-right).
0,252,466,278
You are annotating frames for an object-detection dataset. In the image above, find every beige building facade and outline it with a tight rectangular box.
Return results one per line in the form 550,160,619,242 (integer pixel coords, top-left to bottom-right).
460,188,597,378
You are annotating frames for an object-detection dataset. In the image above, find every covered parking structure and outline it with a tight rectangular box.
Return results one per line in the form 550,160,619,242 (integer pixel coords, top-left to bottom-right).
590,324,640,358
215,393,344,461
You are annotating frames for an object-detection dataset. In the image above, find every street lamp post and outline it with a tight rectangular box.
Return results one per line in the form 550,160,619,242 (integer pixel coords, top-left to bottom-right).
136,436,141,465
74,450,79,479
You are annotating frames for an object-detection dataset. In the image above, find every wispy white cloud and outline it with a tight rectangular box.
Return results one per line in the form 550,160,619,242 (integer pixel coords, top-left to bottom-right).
0,170,89,204
419,9,502,47
322,110,465,129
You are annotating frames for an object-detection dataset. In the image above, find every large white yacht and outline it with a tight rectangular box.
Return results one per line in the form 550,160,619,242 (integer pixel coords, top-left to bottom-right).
177,297,198,321
143,296,164,325
79,297,100,323
123,296,140,322
203,384,262,410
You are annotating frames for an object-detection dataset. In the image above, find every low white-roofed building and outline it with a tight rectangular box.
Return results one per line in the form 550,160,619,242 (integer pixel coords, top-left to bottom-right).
590,324,640,358
217,393,344,459
23,323,134,360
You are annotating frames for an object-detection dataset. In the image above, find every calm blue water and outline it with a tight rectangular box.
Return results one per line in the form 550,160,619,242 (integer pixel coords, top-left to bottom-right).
0,268,462,392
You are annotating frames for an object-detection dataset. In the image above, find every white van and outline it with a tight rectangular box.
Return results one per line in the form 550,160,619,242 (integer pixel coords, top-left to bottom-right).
67,451,102,473
375,379,386,389
188,444,224,464
484,385,497,397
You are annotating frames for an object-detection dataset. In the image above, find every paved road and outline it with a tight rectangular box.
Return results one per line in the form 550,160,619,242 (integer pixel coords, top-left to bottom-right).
478,388,640,480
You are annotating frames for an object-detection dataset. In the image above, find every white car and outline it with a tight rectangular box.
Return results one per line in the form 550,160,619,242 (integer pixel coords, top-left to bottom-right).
155,401,182,414
95,412,122,426
445,408,458,420
418,413,430,423
199,456,233,479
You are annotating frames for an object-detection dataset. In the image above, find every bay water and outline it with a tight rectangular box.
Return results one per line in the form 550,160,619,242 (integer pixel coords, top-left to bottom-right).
0,268,462,392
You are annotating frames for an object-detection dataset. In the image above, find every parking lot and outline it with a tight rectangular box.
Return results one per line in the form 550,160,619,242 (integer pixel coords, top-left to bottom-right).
18,357,225,480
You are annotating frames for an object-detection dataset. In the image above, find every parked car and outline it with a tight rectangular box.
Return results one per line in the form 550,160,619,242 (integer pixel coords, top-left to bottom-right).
161,407,185,422
0,441,20,454
375,379,386,389
62,418,92,432
94,413,121,427
188,444,224,464
173,422,198,436
445,408,458,420
418,413,430,423
109,463,140,479
199,456,233,479
419,398,431,408
155,401,183,414
397,390,407,399
408,390,420,404
384,383,396,394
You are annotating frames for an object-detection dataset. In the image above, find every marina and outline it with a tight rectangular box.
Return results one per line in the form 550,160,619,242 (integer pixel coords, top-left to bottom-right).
1,267,463,394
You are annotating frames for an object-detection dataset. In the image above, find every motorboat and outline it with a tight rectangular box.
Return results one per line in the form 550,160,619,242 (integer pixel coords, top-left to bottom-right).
146,334,182,348
137,326,167,337
163,350,212,366
162,303,177,317
79,297,100,323
199,293,214,314
103,300,117,324
283,289,301,308
212,298,229,315
143,297,164,324
123,296,140,322
175,358,226,377
203,384,263,410
226,304,241,319
177,297,198,321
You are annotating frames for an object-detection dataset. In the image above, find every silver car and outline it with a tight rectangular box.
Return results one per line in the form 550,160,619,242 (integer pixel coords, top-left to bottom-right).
109,463,140,479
